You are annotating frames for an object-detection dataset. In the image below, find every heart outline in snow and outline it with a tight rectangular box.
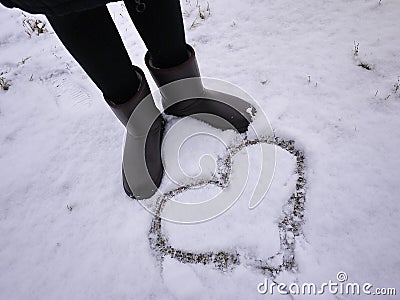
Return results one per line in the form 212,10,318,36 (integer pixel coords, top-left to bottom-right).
148,136,307,277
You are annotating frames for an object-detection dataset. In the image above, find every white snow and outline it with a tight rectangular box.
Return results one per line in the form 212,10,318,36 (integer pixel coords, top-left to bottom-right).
1,0,400,299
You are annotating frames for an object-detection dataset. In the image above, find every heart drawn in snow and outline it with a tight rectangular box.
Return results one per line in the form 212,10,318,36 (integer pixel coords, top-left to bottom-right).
148,136,307,277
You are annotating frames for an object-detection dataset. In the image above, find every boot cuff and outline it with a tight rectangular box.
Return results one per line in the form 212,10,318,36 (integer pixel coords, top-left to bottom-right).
145,44,201,87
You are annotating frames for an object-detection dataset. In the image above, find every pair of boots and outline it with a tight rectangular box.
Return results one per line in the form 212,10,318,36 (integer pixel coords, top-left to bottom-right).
106,44,255,199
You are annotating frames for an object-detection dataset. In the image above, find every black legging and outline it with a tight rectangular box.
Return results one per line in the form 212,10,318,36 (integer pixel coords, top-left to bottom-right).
46,0,188,104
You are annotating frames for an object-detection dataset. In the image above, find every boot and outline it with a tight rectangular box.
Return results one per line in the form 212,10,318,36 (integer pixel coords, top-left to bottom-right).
145,44,255,133
105,66,164,199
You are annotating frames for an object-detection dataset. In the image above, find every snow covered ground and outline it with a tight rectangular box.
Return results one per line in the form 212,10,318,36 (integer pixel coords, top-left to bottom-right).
1,0,400,299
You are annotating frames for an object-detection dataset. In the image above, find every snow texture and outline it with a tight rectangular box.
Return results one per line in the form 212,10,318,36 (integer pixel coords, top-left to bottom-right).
1,0,400,299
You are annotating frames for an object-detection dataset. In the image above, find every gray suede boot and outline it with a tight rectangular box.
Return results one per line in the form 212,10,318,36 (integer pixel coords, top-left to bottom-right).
105,66,164,199
145,44,255,133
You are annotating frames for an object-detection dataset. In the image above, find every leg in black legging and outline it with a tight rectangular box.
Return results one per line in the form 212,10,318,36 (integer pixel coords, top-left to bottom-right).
124,0,188,68
46,6,140,104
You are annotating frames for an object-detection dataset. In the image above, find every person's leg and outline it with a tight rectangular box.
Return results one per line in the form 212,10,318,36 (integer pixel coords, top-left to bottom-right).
46,6,140,104
123,0,188,68
47,6,165,199
124,0,254,133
